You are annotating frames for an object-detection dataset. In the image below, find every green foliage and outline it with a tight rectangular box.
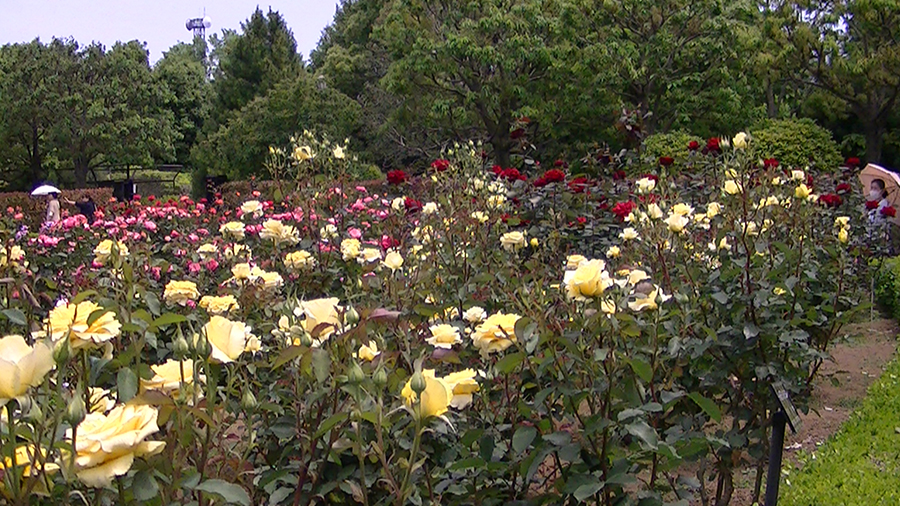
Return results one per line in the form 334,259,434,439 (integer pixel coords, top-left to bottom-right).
641,130,703,165
781,353,900,505
751,118,843,170
874,257,900,321
154,40,214,164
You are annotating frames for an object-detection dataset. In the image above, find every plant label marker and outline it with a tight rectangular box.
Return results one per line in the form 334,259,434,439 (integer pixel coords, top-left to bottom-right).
765,383,801,506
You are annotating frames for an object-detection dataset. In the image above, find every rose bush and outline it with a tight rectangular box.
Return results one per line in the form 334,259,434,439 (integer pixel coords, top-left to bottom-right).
0,133,870,505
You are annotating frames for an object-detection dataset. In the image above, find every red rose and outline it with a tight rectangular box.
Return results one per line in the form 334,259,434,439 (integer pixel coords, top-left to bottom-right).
542,169,566,183
404,197,422,213
818,194,843,208
866,200,880,210
533,177,548,188
611,201,637,221
688,141,700,151
706,138,721,153
846,157,860,167
500,168,522,181
613,170,626,180
510,128,525,140
881,205,896,217
806,174,814,188
641,174,659,182
430,159,450,172
387,170,407,185
659,156,674,167
553,159,568,168
763,158,779,169
491,165,503,175
836,183,851,194
568,176,589,193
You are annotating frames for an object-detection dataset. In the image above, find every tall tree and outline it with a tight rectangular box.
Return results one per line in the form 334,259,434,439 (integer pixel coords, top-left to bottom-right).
378,0,570,168
53,41,176,186
0,39,76,188
154,40,213,163
781,0,900,163
213,8,302,117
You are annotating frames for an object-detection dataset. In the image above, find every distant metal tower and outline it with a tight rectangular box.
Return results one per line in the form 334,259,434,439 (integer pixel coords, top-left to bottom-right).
186,14,212,40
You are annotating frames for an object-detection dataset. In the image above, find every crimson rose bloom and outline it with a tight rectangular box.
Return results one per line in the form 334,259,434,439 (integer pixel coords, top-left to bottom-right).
705,138,721,154
846,157,861,167
553,159,569,168
430,159,450,172
658,156,674,167
866,200,879,210
818,194,842,208
386,170,407,185
491,165,503,175
688,140,700,151
835,183,851,194
500,168,523,181
542,169,565,183
568,176,589,193
881,205,896,218
611,201,637,221
613,170,626,180
763,158,779,169
404,197,423,213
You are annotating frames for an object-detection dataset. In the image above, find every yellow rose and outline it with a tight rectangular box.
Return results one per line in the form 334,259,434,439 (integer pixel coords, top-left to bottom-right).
201,316,252,364
357,248,382,264
88,387,115,414
0,245,26,268
354,341,381,361
141,359,204,397
298,297,343,342
732,132,748,149
619,228,639,241
834,216,851,229
400,370,453,418
163,280,200,306
198,295,239,315
332,146,345,159
69,404,166,488
718,237,732,251
600,299,617,315
773,287,787,296
665,213,690,233
723,180,741,195
0,445,59,478
293,145,313,162
625,269,650,286
245,335,262,354
341,238,361,260
743,221,759,236
671,203,694,216
706,202,722,218
220,222,246,240
231,262,252,281
251,267,283,290
565,254,588,270
93,239,129,265
500,231,527,252
487,194,506,209
197,243,217,259
223,243,250,260
838,228,849,244
47,301,121,349
259,219,300,246
320,224,338,239
791,170,805,181
472,312,520,355
471,211,489,223
284,250,316,271
382,250,404,271
391,197,405,212
605,246,620,258
462,306,486,324
0,335,53,405
427,324,462,349
240,200,264,218
647,203,664,219
635,177,656,194
422,202,439,215
794,184,812,198
530,237,539,247
628,285,670,312
441,369,480,409
565,259,614,300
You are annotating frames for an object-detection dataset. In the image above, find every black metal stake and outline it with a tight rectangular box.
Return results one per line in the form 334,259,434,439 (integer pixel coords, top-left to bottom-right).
765,410,788,506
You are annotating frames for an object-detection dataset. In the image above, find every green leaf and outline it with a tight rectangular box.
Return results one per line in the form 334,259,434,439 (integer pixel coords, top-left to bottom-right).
573,478,605,502
145,291,161,316
495,352,525,374
272,345,306,370
312,348,331,384
512,426,537,454
1,309,26,326
117,368,139,403
194,479,251,506
152,313,186,329
711,291,728,305
625,421,658,450
449,457,486,471
628,358,653,383
688,392,722,422
72,290,98,305
132,469,159,501
313,412,348,439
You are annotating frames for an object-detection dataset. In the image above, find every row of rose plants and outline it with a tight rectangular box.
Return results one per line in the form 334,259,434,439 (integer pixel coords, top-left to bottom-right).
0,133,870,505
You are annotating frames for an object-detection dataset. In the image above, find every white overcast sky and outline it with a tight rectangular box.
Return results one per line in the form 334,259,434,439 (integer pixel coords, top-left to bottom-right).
0,0,341,63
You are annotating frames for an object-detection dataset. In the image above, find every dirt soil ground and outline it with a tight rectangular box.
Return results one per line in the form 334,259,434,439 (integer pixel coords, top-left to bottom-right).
725,317,900,505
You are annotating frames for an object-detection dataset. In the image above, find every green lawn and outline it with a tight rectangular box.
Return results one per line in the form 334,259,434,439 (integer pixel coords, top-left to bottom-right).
781,352,900,506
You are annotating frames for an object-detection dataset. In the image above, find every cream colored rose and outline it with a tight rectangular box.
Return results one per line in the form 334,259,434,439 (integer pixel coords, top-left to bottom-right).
201,316,252,364
427,324,462,349
240,200,264,218
723,180,741,195
635,177,656,194
400,370,452,418
647,203,664,219
93,239,129,265
422,202,439,215
382,250,404,271
298,297,344,342
628,285,670,312
220,221,246,240
791,170,805,181
69,404,166,488
565,254,588,270
565,259,614,300
706,202,722,218
259,219,300,246
197,243,217,259
463,306,487,324
354,341,380,361
231,263,253,281
163,280,200,306
619,228,639,241
223,243,250,260
294,146,313,162
671,203,694,216
471,211,489,223
198,295,239,315
357,248,382,264
0,335,53,405
665,213,690,233
341,238,361,260
141,359,204,396
47,301,121,349
391,197,405,212
472,312,520,355
606,246,621,258
732,132,748,149
250,267,283,290
320,224,338,239
441,369,479,409
284,250,316,271
88,387,116,414
500,231,527,252
332,145,345,159
835,216,850,229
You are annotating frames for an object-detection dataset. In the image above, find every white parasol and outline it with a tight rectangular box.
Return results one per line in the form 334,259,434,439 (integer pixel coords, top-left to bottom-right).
859,163,900,224
30,184,61,196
